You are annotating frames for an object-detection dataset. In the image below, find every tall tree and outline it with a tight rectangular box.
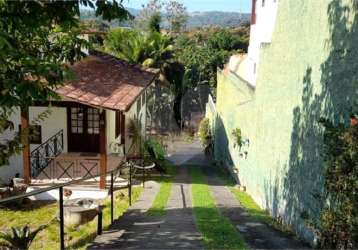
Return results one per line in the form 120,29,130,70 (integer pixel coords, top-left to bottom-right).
0,0,131,166
135,0,163,32
149,13,162,33
165,1,188,34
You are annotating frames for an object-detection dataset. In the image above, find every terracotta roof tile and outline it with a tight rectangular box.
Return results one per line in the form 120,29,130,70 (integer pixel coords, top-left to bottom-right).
56,52,158,111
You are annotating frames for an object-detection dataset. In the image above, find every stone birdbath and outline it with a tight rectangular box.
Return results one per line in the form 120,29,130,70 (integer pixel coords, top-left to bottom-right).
63,198,103,228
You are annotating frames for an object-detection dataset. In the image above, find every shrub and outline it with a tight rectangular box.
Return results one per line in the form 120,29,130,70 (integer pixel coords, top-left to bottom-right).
307,118,358,249
144,138,166,161
144,138,168,173
198,118,212,153
0,224,47,249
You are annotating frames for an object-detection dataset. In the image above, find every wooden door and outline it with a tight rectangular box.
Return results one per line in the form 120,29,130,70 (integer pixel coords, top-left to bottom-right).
67,106,100,153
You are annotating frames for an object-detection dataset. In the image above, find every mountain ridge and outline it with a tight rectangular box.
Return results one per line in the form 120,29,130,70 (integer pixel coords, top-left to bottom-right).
81,8,250,29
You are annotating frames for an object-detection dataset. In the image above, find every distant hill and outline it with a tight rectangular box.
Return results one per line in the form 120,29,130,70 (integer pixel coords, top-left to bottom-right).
80,8,250,29
187,11,250,28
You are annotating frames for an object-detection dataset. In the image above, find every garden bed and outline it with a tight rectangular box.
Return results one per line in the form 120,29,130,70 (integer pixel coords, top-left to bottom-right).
0,188,142,250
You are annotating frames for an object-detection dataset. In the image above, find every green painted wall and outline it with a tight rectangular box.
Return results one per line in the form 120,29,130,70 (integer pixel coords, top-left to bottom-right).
212,0,358,243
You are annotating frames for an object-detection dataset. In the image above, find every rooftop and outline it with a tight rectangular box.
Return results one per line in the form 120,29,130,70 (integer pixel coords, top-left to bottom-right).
56,52,158,111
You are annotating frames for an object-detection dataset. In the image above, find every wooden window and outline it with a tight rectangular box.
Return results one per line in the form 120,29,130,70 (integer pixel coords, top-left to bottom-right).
87,108,100,134
70,107,84,134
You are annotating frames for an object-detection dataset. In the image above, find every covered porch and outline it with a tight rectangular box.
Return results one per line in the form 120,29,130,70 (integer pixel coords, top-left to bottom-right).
20,52,158,189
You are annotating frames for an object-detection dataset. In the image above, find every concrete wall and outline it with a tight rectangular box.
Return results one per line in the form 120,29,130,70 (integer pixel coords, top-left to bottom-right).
211,0,358,243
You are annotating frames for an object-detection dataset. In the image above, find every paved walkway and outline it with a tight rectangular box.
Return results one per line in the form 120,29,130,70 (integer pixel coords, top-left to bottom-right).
88,166,202,249
204,168,308,249
89,138,309,249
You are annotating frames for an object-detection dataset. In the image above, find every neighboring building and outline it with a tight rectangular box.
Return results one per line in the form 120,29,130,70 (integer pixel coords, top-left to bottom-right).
227,0,278,86
0,52,158,188
208,0,358,244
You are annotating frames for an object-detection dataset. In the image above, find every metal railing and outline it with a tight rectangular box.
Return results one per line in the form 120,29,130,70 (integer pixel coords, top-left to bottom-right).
30,129,64,177
0,162,137,250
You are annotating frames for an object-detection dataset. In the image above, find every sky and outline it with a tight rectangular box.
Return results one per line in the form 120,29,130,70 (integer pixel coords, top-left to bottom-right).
122,0,252,13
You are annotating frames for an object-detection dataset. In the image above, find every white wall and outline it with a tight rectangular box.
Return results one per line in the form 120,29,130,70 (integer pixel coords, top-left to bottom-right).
124,90,147,155
106,109,124,154
0,107,67,183
229,0,279,86
29,107,68,152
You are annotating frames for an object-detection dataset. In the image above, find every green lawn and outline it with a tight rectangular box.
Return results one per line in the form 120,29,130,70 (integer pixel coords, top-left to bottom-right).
147,161,176,216
0,187,142,250
190,167,247,250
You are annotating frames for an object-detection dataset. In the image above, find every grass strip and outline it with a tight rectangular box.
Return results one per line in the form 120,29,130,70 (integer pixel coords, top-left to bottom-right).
217,169,293,234
228,186,273,224
0,187,142,250
190,166,247,250
147,161,176,216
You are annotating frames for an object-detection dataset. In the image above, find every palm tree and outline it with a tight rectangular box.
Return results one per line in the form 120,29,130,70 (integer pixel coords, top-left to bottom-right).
104,28,173,69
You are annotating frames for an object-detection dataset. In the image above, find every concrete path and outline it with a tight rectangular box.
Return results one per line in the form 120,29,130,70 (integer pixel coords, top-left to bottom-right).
88,167,202,249
168,138,309,249
205,169,309,249
89,137,309,249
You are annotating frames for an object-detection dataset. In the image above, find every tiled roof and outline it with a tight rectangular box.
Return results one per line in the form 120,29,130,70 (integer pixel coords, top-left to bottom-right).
56,52,158,111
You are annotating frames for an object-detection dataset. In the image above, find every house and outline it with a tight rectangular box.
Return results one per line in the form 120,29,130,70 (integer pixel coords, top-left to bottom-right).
0,51,158,189
207,0,358,244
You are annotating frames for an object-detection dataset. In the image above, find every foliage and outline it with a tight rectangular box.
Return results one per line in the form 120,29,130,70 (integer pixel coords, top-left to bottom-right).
0,224,47,249
207,28,249,52
144,138,166,161
190,166,247,249
104,28,173,68
134,0,187,33
0,0,131,166
165,1,188,34
298,116,358,247
232,128,242,148
0,188,142,249
198,118,212,149
144,138,170,173
149,13,162,33
134,0,163,32
174,27,249,89
81,8,251,30
308,118,358,249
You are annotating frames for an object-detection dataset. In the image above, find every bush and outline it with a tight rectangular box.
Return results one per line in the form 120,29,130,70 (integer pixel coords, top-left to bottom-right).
144,138,166,161
144,138,168,173
307,118,358,249
198,118,212,153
